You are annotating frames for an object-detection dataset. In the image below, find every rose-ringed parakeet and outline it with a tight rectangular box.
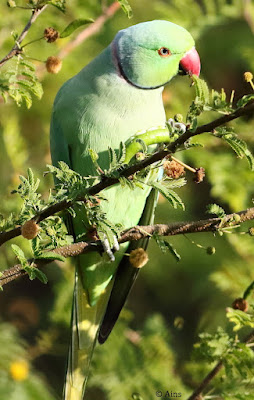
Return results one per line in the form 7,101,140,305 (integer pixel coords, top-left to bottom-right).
50,20,200,400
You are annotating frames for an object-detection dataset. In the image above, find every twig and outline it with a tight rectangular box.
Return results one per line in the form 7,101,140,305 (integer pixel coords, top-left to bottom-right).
242,0,254,34
58,2,120,59
36,1,120,77
0,5,47,68
0,99,254,247
187,330,254,400
1,207,254,287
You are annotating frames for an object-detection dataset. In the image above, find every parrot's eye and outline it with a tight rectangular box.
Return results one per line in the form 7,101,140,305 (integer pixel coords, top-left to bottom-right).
158,47,171,57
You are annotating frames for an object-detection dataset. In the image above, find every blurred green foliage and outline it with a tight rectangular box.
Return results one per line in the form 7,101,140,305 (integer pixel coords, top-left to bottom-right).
0,0,254,399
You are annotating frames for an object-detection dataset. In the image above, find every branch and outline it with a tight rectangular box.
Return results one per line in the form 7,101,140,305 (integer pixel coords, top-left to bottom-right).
0,5,47,68
187,330,254,400
58,2,120,60
0,99,253,248
36,2,120,77
1,101,254,246
1,207,253,287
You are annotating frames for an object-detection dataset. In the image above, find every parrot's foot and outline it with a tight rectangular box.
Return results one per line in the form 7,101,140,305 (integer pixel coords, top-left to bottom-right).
101,234,119,262
167,118,186,134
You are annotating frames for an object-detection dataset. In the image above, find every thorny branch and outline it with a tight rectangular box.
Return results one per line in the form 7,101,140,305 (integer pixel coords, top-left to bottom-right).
1,207,254,287
0,98,254,247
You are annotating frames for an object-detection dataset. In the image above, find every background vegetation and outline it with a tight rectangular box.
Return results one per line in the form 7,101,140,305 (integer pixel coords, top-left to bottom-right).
0,1,253,399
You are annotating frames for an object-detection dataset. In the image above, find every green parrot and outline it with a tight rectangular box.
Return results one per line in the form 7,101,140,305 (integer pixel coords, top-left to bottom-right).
50,20,200,400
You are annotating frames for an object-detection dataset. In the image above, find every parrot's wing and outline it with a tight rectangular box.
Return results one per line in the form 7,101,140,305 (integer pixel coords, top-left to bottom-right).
98,187,158,344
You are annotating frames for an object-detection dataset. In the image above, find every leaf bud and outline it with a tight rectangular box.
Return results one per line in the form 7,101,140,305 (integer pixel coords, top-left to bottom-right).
174,113,183,123
21,220,39,240
7,0,16,7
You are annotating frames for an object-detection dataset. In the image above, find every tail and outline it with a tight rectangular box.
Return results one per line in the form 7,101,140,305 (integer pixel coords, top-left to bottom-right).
63,266,112,400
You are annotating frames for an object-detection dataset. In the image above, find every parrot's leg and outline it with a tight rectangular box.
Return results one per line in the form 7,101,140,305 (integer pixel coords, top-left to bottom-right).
101,234,120,262
167,118,186,134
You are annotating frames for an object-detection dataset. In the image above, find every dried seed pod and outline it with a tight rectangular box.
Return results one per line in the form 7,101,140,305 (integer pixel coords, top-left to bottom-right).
163,160,185,179
129,248,148,268
21,220,39,240
194,167,205,183
44,27,59,43
232,297,248,312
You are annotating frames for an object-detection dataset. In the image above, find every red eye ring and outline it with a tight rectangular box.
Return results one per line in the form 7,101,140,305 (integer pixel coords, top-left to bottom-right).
158,47,171,57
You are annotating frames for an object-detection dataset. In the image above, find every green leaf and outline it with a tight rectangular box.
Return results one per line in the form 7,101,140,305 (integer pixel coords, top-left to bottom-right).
215,128,254,171
118,0,133,18
32,268,48,284
60,18,94,38
154,235,181,261
151,181,185,210
192,75,210,104
11,244,27,266
236,94,254,108
206,203,226,218
108,146,118,169
226,308,254,331
46,0,66,12
36,251,66,262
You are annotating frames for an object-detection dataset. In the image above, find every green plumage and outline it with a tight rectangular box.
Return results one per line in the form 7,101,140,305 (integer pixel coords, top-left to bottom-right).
50,20,198,400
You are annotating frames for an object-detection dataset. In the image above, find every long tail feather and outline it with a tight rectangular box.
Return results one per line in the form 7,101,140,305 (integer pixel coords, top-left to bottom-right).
64,264,112,400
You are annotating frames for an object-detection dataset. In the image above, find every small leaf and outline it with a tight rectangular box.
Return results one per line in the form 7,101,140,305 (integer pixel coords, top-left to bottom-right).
206,203,226,218
60,18,94,38
151,181,185,210
36,251,66,262
154,235,181,261
32,269,48,284
46,0,66,12
11,244,27,266
118,0,133,18
192,75,210,104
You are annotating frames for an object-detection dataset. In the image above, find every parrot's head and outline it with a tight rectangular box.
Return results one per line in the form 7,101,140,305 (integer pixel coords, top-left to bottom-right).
112,20,200,89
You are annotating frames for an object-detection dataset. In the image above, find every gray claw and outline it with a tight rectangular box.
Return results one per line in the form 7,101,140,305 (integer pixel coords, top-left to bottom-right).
167,118,186,134
101,237,115,262
112,235,120,252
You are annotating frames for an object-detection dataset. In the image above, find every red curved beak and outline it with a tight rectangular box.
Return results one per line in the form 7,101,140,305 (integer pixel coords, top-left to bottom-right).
180,47,201,77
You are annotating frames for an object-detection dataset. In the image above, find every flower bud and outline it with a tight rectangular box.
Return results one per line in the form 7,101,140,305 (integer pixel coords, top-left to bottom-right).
244,71,253,83
129,248,148,268
206,246,216,255
46,56,62,74
10,360,29,381
21,220,39,240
